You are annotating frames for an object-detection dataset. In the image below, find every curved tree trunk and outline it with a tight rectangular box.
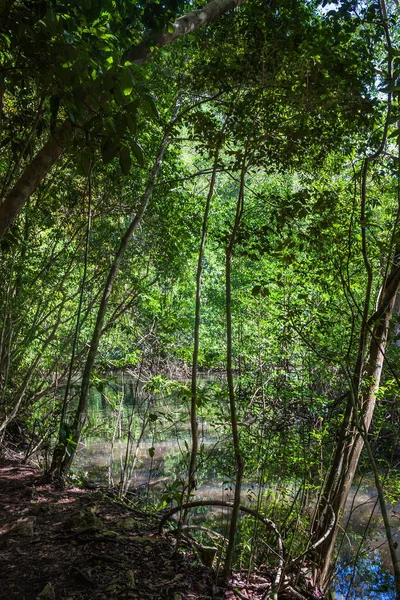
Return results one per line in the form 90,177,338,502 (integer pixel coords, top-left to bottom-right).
0,122,73,240
122,0,246,64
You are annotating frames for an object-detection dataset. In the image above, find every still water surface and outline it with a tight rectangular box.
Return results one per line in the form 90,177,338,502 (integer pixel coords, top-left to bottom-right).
72,374,399,599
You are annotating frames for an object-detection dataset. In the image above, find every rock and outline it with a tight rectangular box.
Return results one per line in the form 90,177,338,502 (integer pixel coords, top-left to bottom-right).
116,518,139,531
100,530,123,539
130,535,156,543
66,510,103,532
9,516,36,537
37,582,55,599
126,570,135,588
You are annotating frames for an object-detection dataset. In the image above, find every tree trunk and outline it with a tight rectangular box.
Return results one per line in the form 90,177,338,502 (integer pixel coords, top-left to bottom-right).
123,0,246,64
0,308,63,443
187,150,219,501
315,30,399,576
222,156,246,581
316,255,400,587
51,177,92,473
0,121,73,240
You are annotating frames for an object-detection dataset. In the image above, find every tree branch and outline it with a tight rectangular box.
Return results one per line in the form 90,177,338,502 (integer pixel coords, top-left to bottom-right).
122,0,246,65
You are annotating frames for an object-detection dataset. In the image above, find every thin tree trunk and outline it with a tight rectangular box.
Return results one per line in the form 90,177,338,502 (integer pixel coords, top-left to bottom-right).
317,165,400,589
0,0,246,240
317,288,398,581
0,254,15,392
51,119,174,479
316,247,400,588
187,150,219,502
362,422,400,597
0,306,64,443
49,173,92,475
222,156,246,581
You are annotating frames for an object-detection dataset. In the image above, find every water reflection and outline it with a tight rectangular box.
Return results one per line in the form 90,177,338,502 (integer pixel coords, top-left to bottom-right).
72,373,399,599
334,553,395,600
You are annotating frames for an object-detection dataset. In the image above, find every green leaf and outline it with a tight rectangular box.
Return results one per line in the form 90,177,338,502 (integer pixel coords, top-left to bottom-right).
62,121,74,143
101,138,119,164
119,145,131,175
103,70,116,91
126,114,136,135
122,85,133,97
148,447,155,458
113,83,125,106
0,33,11,47
388,113,400,124
141,94,159,121
78,149,93,176
63,29,74,44
378,84,396,94
120,67,134,96
116,114,128,136
388,129,399,139
252,285,269,297
126,100,139,116
131,139,144,166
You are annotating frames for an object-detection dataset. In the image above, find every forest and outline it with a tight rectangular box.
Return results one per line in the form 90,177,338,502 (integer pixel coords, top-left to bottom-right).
0,0,400,598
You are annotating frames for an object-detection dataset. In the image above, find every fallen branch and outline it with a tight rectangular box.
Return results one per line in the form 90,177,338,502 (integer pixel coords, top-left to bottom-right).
228,585,250,600
178,524,225,541
70,565,97,587
285,586,308,600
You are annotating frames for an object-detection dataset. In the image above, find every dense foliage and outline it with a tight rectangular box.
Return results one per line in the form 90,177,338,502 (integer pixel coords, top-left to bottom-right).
1,0,400,596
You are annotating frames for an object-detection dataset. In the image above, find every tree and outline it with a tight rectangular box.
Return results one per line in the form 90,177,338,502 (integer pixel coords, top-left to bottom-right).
0,0,246,240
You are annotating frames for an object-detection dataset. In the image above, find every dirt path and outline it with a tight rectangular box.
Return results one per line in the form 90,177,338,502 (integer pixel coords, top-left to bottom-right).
0,459,223,600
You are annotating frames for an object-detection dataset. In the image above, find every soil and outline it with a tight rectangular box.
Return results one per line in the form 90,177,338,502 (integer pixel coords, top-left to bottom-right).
0,458,280,600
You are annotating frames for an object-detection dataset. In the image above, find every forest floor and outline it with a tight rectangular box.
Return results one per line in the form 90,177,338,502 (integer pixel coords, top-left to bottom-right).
0,457,283,600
